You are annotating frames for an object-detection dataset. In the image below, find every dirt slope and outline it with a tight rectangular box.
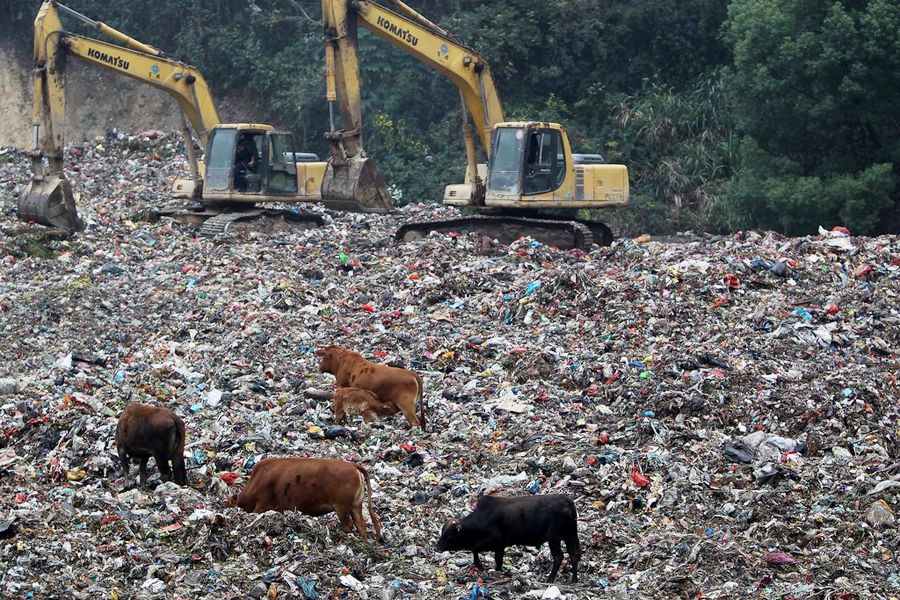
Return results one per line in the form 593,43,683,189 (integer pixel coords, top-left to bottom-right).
0,42,257,149
0,45,32,149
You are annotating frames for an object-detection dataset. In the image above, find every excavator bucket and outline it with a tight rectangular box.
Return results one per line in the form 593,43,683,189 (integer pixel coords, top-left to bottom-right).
18,175,83,232
321,155,394,214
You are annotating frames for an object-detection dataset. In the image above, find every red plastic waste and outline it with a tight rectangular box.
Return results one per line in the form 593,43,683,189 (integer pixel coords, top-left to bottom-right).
631,467,650,488
220,472,240,485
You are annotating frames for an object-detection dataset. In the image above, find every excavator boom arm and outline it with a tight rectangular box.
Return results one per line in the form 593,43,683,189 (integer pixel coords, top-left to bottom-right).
32,1,220,152
321,0,504,210
60,35,220,146
350,0,504,155
23,1,222,231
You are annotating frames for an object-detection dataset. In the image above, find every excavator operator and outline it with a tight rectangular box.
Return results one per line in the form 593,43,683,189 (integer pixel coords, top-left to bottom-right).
234,133,259,191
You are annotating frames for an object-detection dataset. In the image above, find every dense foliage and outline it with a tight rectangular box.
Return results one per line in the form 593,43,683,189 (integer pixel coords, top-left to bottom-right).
720,0,900,234
2,0,897,234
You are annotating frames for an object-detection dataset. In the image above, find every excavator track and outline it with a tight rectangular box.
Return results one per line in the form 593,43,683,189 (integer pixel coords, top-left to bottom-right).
395,215,595,250
148,205,325,236
198,209,325,237
575,219,614,247
500,209,616,247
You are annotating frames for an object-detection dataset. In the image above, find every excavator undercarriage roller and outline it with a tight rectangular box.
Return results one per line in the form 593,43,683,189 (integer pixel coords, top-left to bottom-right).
321,155,394,214
395,215,597,250
18,175,83,232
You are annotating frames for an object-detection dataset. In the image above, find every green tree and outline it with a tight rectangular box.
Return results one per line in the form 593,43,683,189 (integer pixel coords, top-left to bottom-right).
722,139,895,235
725,0,899,174
723,0,900,233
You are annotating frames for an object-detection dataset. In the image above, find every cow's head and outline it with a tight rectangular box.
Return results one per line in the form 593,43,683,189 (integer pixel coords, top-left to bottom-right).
436,519,464,551
315,346,343,374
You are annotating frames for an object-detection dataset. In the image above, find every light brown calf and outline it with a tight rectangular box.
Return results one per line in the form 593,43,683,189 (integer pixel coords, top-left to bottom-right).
316,346,426,430
333,387,400,425
225,457,383,543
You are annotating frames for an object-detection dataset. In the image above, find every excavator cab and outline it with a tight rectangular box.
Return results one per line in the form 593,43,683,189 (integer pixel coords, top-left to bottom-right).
203,125,300,197
487,124,567,198
483,121,628,214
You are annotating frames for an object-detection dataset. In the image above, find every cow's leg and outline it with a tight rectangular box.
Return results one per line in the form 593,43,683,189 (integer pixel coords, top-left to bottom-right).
335,507,354,534
334,401,345,424
155,452,172,482
350,506,368,543
564,532,581,582
548,539,564,583
172,454,188,486
472,536,501,572
118,448,130,475
138,457,150,486
494,548,505,571
396,395,420,428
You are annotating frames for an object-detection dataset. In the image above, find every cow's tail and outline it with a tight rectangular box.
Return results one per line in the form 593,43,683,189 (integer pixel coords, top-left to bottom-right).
415,373,426,432
358,465,383,543
170,414,188,485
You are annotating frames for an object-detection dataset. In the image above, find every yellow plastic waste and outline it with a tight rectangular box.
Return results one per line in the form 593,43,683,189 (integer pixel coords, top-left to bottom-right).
66,469,87,482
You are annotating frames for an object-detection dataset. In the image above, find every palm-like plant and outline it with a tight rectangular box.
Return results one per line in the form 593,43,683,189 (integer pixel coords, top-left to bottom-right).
616,71,737,214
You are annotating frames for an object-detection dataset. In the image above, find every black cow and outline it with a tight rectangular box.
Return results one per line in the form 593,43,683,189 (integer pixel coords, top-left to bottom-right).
436,494,581,582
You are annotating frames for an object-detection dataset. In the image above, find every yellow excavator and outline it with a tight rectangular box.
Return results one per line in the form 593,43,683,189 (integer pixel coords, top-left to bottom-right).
322,0,630,248
20,1,392,235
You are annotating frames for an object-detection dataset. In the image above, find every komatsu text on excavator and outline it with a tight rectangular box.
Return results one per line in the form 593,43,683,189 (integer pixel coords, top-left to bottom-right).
20,1,392,235
322,0,630,248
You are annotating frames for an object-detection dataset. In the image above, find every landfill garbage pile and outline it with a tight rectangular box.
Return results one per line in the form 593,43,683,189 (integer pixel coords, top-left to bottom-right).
0,133,898,599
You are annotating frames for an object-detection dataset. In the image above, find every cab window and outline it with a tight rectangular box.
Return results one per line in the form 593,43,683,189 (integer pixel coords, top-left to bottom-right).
487,128,525,194
523,129,565,195
265,132,298,194
204,128,237,191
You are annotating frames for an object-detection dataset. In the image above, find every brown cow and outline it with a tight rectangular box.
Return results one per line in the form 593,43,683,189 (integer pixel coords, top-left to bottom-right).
116,403,187,486
315,346,425,430
225,457,383,543
333,387,400,426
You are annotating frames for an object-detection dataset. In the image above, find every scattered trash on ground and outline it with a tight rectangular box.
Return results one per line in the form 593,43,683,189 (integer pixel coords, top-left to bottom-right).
0,132,897,597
